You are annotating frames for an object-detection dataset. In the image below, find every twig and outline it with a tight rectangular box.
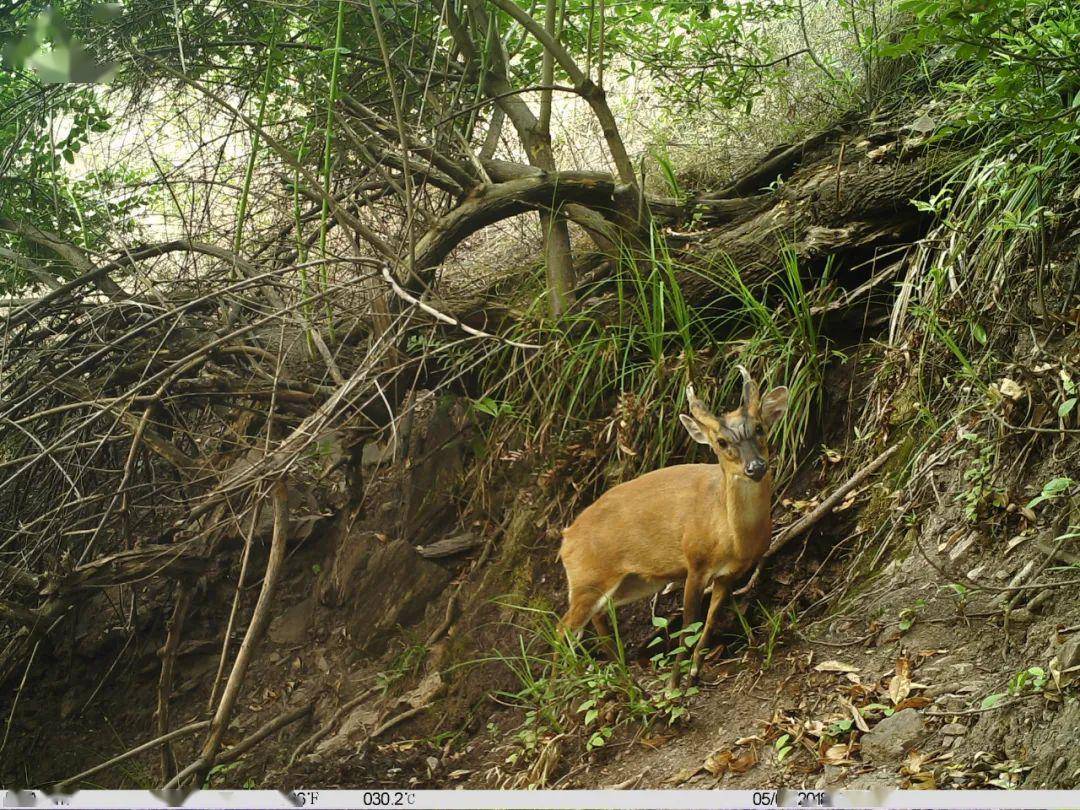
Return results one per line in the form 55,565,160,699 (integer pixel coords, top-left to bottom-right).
426,593,459,646
207,508,258,713
736,444,898,596
56,720,210,789
380,265,540,350
925,691,1044,717
287,686,377,766
215,702,313,765
189,480,290,786
607,766,650,789
368,703,430,741
0,639,40,758
157,584,194,781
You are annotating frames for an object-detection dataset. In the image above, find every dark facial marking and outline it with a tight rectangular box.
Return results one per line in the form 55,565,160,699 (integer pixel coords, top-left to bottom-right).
723,413,769,478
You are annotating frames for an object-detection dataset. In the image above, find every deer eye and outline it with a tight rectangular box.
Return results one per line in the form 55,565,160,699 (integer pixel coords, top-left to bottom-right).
755,424,765,436
716,438,728,449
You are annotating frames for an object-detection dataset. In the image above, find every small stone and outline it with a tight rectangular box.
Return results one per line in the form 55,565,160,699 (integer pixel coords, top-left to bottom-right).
823,765,845,784
269,596,315,645
860,709,927,763
940,723,968,736
942,697,966,712
924,681,961,699
1009,608,1034,626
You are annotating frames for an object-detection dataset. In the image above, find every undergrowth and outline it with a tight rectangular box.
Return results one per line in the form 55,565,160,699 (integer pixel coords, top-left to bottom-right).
488,603,701,785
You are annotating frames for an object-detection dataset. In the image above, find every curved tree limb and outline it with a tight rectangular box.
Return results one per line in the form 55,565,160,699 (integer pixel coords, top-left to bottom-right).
191,479,289,786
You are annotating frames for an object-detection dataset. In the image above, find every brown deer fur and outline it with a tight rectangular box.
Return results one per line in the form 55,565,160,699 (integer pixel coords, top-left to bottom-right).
557,370,788,686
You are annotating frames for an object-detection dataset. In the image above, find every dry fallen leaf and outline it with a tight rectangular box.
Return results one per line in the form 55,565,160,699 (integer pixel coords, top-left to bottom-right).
730,747,759,774
998,378,1024,401
640,733,675,750
815,660,861,673
665,765,703,785
894,695,932,711
834,489,859,512
823,743,854,765
839,696,870,733
889,658,913,705
704,749,734,775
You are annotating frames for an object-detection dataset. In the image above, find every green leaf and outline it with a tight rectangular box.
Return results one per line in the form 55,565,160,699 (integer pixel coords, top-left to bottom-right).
1059,398,1076,418
1027,477,1075,509
980,693,1006,709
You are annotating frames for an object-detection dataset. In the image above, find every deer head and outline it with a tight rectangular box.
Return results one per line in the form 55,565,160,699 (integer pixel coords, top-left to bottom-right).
680,367,789,481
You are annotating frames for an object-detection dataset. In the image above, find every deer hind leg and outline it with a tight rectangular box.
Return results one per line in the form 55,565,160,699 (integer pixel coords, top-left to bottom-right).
669,568,707,689
557,580,618,647
590,609,620,661
690,579,728,679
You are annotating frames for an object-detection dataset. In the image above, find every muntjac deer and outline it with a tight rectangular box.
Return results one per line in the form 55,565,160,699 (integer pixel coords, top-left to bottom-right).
557,367,788,687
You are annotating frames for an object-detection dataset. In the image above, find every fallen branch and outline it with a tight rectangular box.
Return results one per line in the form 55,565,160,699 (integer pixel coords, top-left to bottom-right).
215,702,314,766
369,703,430,740
189,480,290,786
735,444,899,596
157,585,195,781
287,686,377,766
56,720,210,790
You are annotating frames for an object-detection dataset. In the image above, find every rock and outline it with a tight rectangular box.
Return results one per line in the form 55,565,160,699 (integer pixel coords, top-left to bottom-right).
940,722,967,736
347,539,450,653
822,764,846,785
1009,608,1034,625
1056,636,1080,671
860,709,927,763
317,528,377,607
362,440,394,468
398,393,471,539
315,703,381,756
269,596,315,645
939,696,966,712
924,681,961,699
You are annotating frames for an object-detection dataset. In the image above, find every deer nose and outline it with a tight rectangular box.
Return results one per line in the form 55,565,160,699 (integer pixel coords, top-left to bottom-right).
745,459,766,481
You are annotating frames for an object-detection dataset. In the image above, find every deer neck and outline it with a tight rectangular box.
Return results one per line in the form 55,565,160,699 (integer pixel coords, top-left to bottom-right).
722,469,773,559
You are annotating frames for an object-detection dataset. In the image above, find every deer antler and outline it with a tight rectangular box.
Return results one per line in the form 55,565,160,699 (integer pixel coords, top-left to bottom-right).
736,364,760,408
685,383,713,422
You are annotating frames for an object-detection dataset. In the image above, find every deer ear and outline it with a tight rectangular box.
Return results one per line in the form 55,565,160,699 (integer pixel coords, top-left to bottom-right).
760,386,789,427
679,413,711,445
